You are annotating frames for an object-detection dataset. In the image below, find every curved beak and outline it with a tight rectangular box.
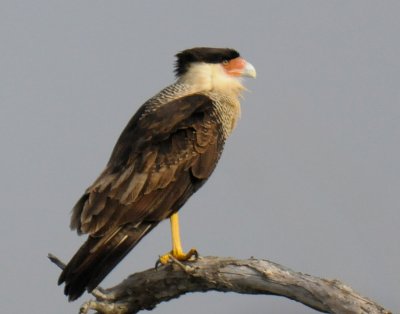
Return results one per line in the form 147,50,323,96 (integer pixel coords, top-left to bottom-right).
223,57,256,78
241,60,256,78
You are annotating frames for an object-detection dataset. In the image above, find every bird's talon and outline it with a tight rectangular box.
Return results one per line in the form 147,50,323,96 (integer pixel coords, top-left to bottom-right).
157,252,173,268
186,248,199,260
157,248,198,267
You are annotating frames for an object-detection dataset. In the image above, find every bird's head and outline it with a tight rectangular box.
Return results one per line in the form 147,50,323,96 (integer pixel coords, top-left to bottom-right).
175,47,256,95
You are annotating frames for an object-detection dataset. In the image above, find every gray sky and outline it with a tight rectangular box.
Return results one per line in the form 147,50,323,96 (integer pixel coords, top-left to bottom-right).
1,1,399,313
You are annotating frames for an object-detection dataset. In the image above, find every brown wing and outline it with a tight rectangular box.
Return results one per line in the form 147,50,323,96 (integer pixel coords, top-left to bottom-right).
70,93,225,236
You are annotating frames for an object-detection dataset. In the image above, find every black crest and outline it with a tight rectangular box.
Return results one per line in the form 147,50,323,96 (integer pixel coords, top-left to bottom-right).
175,47,240,76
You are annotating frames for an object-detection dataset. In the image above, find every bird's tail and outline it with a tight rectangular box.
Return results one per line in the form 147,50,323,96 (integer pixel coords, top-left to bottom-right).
58,222,156,301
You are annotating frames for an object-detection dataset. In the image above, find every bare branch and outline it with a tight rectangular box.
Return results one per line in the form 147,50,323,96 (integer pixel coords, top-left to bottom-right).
49,255,392,314
49,255,391,314
48,253,66,270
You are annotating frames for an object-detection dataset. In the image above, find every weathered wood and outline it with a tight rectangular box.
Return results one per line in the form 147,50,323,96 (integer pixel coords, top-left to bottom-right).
48,254,392,314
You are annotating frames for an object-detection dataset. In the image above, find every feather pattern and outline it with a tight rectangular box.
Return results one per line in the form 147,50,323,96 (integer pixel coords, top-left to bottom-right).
60,80,242,300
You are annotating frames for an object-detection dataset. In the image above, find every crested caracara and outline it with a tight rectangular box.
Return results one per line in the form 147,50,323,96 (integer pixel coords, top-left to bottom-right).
58,47,256,301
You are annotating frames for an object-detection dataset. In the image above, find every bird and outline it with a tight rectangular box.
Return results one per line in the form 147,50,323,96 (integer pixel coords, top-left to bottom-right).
58,47,256,301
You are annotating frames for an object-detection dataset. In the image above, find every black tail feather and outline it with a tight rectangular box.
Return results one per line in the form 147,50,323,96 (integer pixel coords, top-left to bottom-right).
58,222,156,301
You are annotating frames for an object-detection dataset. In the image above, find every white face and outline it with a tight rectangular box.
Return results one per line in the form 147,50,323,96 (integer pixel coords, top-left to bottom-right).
178,58,256,96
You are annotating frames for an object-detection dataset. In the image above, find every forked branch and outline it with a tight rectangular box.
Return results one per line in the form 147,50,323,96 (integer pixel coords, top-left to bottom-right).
48,254,392,314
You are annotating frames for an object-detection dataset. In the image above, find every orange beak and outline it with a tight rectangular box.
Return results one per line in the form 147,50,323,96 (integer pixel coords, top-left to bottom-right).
222,57,256,78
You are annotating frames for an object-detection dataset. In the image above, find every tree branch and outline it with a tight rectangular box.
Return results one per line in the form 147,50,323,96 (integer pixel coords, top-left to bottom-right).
48,255,392,314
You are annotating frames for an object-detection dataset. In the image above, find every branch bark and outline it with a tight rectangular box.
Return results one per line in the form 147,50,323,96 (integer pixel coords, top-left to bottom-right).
48,255,392,314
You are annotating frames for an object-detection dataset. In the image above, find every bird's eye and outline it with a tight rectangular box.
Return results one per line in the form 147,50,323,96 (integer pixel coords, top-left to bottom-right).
222,60,229,65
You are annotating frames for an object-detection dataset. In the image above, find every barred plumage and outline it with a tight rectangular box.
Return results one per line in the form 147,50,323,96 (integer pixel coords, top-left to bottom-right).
58,47,255,301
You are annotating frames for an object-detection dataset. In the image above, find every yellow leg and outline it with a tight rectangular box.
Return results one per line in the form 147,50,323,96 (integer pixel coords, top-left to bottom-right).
170,212,184,256
158,212,198,265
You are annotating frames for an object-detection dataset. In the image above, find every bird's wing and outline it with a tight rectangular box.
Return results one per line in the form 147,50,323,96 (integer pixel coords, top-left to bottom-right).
70,93,224,236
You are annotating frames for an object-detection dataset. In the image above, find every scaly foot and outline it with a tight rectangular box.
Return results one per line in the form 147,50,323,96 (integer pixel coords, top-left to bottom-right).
156,212,198,267
158,248,199,266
